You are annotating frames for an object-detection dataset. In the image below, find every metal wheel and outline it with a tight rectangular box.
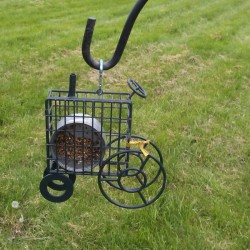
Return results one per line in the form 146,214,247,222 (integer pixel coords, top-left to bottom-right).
40,174,74,203
127,79,147,98
105,135,164,190
98,150,166,209
43,163,76,191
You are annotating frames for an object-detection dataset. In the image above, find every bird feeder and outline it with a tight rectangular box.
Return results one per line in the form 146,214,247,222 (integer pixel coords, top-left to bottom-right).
40,0,167,209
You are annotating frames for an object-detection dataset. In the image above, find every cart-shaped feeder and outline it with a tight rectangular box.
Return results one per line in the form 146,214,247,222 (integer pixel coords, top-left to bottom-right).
40,0,167,209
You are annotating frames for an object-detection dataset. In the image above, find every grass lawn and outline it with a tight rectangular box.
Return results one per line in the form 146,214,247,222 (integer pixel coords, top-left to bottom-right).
0,0,249,249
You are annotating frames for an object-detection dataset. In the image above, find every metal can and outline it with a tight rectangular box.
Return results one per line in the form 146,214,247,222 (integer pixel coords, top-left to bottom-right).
50,114,106,172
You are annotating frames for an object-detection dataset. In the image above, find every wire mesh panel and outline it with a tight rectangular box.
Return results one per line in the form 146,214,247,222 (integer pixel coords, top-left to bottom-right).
45,89,132,175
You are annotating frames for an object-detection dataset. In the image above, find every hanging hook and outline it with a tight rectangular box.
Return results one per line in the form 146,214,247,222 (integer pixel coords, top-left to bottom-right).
82,0,148,71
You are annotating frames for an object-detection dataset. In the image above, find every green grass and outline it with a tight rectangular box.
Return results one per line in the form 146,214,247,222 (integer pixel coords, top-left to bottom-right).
0,0,249,249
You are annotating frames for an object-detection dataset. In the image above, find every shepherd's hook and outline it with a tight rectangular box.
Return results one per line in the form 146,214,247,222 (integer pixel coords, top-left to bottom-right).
82,0,148,71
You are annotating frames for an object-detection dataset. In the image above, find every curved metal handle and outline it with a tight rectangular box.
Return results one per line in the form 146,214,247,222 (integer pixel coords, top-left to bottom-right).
82,0,148,70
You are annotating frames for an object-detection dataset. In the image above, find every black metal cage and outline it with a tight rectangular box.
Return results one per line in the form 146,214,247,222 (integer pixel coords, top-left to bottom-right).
45,89,132,175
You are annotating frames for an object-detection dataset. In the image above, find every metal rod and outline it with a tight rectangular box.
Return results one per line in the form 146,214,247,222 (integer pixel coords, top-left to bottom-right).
68,73,76,97
82,0,148,70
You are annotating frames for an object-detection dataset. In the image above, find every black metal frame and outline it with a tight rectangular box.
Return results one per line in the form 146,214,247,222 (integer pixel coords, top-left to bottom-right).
40,0,167,209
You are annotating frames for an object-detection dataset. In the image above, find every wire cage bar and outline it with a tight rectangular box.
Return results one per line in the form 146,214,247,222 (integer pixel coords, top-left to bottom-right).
45,89,133,176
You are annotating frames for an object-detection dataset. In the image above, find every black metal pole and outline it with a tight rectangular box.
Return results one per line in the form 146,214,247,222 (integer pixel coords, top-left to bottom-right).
82,0,148,70
68,73,76,97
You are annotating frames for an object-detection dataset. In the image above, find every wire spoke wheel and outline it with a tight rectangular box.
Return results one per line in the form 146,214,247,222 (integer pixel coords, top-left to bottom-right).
105,135,164,190
40,174,74,203
98,150,166,209
101,151,144,190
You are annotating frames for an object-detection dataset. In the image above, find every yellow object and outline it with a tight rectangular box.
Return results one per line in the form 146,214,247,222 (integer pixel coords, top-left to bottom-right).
126,140,150,157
